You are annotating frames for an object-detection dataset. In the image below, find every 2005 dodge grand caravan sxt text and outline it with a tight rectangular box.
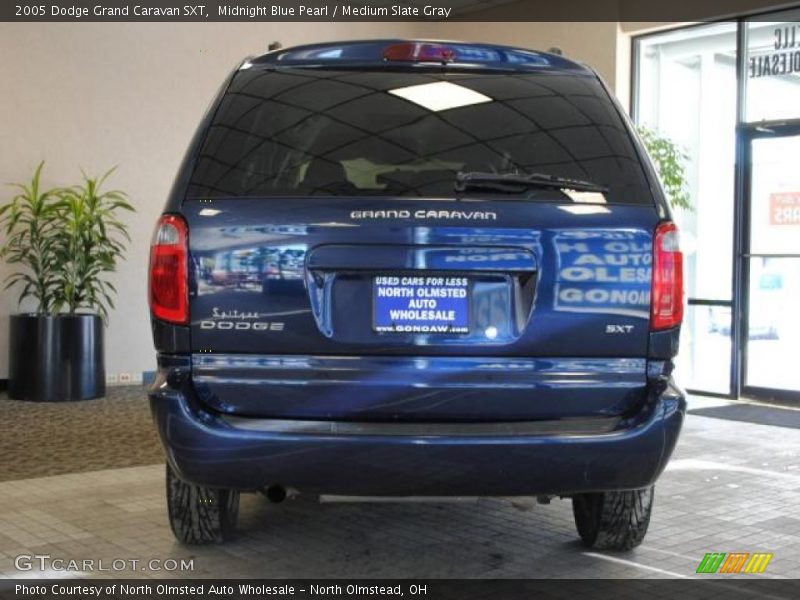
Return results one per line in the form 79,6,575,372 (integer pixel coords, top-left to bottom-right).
148,40,686,549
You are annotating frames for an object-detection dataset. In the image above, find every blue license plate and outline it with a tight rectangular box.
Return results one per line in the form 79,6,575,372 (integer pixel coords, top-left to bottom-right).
373,275,470,334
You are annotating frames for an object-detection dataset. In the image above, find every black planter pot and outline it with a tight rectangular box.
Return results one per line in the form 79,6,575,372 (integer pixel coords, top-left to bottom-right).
8,314,105,402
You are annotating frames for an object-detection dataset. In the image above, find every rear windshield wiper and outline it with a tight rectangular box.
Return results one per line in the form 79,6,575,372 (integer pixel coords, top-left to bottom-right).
454,171,609,195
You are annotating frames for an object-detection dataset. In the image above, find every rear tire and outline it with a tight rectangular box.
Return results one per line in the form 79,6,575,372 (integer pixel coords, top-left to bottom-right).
166,464,240,544
572,486,653,551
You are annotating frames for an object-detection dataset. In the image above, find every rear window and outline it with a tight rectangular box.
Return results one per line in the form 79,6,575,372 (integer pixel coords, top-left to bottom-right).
187,68,653,204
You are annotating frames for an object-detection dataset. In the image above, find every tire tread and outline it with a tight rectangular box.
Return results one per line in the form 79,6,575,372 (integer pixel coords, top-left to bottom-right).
573,487,654,551
166,465,239,544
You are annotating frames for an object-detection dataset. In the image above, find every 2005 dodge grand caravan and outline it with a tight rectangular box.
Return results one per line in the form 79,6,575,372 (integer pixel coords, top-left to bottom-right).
148,40,685,549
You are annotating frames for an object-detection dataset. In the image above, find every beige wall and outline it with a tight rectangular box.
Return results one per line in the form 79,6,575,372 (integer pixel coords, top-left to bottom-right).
0,22,422,381
0,20,643,381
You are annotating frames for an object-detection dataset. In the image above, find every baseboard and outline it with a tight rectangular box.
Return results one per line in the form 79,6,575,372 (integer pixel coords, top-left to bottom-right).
1,375,153,392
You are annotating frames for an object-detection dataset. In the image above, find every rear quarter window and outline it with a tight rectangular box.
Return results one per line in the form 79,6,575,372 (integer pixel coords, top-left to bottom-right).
187,68,653,204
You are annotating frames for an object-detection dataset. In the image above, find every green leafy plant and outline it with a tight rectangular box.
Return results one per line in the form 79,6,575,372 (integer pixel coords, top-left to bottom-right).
0,163,135,320
0,162,64,313
52,169,135,320
637,125,692,212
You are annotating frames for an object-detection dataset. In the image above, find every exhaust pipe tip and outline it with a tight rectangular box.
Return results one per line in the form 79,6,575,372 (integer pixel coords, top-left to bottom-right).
264,485,287,503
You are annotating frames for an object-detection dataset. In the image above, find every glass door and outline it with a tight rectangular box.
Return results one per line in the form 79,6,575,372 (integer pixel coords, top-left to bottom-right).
633,22,738,397
742,128,800,399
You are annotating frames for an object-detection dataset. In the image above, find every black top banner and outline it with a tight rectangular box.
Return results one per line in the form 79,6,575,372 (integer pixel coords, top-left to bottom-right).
2,0,799,22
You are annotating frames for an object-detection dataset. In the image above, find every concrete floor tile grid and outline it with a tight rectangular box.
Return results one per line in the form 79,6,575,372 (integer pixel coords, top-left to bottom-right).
0,393,799,578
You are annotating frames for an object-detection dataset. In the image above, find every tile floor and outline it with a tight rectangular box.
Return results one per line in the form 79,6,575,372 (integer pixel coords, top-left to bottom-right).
0,394,799,579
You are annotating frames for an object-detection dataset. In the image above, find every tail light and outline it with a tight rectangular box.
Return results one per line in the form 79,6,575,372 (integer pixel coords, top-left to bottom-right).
383,43,457,63
651,221,684,331
149,214,188,325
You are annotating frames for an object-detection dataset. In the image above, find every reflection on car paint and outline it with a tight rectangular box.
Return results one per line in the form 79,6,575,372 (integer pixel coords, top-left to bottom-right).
553,229,652,319
185,201,658,360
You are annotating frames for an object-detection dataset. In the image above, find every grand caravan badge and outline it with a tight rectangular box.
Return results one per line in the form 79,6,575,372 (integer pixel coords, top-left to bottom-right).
351,210,497,221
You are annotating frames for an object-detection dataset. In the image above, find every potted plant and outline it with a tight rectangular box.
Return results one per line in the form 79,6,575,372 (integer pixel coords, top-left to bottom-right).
637,125,692,212
0,163,134,401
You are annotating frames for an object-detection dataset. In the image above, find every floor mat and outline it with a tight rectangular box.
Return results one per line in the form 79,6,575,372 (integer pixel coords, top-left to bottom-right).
0,386,163,481
689,403,800,429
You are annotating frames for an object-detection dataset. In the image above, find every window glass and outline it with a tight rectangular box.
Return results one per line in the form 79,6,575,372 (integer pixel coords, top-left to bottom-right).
749,135,800,254
745,135,800,393
636,22,737,302
187,69,652,203
676,305,732,394
745,257,800,392
745,9,800,123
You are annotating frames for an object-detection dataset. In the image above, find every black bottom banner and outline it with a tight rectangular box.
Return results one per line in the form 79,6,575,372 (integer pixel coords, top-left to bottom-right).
1,579,799,600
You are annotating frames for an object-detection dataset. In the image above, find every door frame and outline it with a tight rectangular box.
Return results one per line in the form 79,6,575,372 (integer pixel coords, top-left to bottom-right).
632,15,800,402
737,120,800,403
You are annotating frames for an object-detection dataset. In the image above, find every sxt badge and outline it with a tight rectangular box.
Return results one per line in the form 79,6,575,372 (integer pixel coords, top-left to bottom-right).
606,325,634,334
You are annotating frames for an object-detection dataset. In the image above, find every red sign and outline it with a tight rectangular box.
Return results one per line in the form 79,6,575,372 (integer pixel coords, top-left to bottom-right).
770,192,800,225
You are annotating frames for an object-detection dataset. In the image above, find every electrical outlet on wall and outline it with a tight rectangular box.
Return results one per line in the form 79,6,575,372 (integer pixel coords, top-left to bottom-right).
106,373,119,385
119,373,132,384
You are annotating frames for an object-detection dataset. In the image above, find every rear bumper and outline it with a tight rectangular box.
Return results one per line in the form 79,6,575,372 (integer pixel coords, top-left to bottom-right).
149,357,685,496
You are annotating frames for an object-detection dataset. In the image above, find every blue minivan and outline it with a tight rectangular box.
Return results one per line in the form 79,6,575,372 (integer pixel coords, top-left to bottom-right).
148,40,685,549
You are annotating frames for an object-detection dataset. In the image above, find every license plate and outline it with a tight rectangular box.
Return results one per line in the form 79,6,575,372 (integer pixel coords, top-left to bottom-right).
373,275,469,334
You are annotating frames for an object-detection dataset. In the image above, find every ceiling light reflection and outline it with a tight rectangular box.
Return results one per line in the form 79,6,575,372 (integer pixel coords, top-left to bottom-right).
388,81,492,112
